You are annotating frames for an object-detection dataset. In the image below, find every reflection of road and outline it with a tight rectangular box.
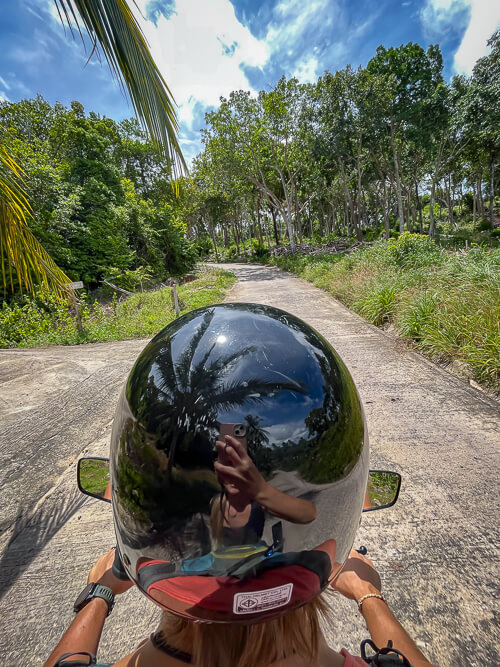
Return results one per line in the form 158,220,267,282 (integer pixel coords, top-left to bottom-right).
1,265,499,666
265,455,368,566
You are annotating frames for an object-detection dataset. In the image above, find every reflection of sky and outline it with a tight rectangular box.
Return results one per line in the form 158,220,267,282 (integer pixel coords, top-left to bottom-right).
148,305,332,445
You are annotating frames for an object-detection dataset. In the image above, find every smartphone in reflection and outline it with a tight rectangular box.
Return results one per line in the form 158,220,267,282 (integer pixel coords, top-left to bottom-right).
219,423,248,451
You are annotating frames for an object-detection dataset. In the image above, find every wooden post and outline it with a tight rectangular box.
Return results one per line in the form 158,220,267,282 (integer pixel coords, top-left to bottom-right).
68,281,84,335
172,283,180,317
75,299,83,335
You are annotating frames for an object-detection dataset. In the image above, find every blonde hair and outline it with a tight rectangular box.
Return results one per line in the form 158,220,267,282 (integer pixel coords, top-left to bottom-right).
209,492,225,544
157,594,330,667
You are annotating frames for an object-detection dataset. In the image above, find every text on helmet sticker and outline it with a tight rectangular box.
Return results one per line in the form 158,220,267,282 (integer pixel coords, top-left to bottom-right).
233,583,293,614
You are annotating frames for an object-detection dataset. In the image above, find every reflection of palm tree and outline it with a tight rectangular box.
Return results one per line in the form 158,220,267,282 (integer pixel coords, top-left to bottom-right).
245,414,275,476
129,308,307,481
245,414,270,446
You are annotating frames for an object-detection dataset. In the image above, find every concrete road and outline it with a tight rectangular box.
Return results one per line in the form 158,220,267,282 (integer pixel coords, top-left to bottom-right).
0,263,499,666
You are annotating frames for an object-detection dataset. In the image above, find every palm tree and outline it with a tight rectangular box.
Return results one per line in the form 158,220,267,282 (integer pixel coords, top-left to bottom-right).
1,0,185,297
0,146,72,297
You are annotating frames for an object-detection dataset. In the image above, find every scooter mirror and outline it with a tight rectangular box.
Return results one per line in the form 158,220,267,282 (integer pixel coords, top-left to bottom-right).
77,457,111,503
363,470,401,512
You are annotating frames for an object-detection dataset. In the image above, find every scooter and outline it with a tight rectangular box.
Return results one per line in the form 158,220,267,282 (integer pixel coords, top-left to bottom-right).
76,458,402,578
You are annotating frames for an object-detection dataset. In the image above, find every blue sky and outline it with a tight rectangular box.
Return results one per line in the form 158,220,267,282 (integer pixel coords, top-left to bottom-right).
1,0,499,163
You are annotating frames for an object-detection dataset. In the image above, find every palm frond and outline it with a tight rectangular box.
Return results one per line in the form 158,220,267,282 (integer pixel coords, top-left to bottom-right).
0,147,72,298
54,0,186,178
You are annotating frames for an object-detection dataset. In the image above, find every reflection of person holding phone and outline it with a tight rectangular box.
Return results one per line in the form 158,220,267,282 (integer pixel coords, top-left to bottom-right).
212,430,316,546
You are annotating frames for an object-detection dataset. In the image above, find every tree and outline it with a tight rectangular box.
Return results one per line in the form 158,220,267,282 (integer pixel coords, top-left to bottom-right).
367,43,446,233
462,30,500,229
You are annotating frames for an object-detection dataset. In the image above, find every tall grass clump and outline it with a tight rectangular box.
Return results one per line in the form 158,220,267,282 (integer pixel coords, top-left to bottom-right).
0,268,236,348
270,234,500,392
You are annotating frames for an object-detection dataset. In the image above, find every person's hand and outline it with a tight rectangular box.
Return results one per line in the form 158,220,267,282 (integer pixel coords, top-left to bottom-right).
214,436,267,500
87,548,134,595
332,550,382,601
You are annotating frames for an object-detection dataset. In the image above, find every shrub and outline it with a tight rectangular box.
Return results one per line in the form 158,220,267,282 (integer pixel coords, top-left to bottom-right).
0,269,236,348
104,266,153,292
192,236,213,258
355,283,398,326
251,239,269,259
386,233,442,268
476,219,492,232
397,291,438,341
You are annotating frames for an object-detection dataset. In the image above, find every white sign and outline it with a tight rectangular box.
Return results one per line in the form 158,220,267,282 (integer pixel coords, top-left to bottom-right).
233,583,293,614
69,281,84,289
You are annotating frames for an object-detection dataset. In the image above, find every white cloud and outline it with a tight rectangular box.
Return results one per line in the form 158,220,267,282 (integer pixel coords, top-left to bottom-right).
294,56,319,83
33,0,354,158
130,0,340,137
453,0,500,74
132,0,269,132
421,0,500,74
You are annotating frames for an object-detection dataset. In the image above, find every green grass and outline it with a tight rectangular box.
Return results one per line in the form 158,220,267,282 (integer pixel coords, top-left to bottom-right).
367,472,400,508
79,459,110,497
0,267,236,348
268,234,500,392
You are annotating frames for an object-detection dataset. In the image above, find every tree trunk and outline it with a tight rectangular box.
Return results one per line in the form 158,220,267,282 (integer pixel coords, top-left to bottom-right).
256,197,264,244
356,136,363,239
447,175,455,228
415,181,423,234
428,180,436,239
340,160,362,241
390,119,405,233
275,165,296,252
477,174,485,218
210,219,219,261
232,220,240,254
473,180,477,225
405,191,413,232
271,207,279,245
382,179,390,240
490,154,496,230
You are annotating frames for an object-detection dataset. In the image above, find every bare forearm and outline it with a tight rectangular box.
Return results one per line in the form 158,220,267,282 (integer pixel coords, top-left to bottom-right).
257,485,316,523
44,598,108,667
361,597,434,667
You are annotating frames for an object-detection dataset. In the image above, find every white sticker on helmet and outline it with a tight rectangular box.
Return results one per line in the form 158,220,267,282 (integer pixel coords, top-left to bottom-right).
233,583,293,614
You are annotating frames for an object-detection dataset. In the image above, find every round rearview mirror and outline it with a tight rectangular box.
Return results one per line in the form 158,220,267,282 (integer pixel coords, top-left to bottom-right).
363,470,401,512
77,457,111,503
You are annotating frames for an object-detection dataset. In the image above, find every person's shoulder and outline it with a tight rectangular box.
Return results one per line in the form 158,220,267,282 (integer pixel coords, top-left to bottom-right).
339,649,367,666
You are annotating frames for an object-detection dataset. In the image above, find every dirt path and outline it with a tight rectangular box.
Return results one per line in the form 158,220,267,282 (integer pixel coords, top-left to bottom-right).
0,263,498,666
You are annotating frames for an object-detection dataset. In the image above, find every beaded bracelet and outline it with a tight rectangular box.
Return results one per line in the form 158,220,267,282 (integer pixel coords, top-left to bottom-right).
357,592,387,613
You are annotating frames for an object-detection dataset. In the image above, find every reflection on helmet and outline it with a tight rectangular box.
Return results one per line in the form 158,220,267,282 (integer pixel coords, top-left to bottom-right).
110,303,368,622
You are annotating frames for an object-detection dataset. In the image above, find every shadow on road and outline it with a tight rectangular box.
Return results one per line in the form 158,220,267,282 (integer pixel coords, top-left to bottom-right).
0,489,86,601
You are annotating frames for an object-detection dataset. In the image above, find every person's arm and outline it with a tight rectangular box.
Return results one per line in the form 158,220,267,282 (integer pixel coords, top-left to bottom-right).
332,550,436,667
44,598,109,667
214,437,316,523
44,549,134,667
254,483,317,523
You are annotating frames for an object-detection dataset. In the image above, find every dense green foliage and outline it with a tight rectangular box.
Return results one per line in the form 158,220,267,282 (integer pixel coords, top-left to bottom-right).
187,33,499,251
0,268,235,347
0,97,196,296
270,235,500,391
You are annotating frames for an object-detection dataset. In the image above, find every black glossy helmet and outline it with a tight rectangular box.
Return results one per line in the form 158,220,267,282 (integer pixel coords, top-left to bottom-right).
110,303,368,622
